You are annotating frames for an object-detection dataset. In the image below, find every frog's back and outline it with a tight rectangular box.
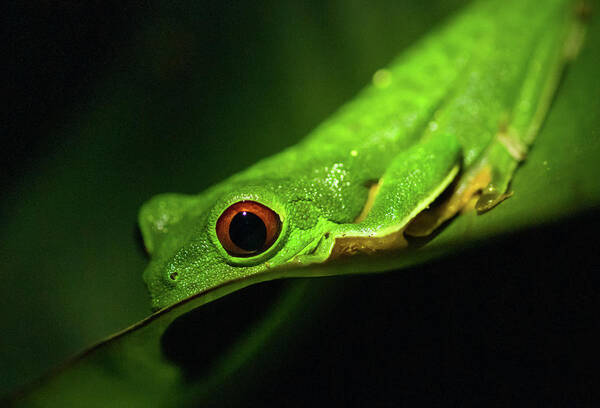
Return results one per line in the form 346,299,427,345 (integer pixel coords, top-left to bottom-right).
215,0,576,227
237,0,571,184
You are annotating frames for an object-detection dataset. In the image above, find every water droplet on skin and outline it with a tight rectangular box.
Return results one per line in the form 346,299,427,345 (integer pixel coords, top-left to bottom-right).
373,69,392,89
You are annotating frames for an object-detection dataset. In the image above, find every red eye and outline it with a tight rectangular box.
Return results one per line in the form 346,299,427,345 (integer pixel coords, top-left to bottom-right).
216,201,282,257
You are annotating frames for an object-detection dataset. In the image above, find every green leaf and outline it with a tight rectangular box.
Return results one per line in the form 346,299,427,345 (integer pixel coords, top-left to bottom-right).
4,0,600,406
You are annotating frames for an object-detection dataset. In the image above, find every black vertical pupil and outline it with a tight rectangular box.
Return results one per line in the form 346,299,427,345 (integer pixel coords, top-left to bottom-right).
229,211,267,252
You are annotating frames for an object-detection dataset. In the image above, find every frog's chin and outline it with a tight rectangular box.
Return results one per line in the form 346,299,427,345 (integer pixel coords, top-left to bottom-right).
151,268,281,312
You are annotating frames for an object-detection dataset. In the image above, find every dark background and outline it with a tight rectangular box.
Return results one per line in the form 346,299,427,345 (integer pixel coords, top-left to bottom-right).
2,0,599,405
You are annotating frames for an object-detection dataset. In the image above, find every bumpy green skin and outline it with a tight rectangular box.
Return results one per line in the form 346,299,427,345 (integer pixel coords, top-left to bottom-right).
140,0,575,310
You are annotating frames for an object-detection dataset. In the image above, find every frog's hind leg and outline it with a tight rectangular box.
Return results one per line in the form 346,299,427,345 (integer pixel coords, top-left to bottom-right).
407,7,583,236
475,9,585,212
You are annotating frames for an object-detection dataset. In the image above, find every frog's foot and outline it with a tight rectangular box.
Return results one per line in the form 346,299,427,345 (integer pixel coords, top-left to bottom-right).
474,131,524,213
407,124,531,237
405,163,492,237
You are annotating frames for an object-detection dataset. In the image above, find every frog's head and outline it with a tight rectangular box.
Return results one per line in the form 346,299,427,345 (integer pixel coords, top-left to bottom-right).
139,180,350,310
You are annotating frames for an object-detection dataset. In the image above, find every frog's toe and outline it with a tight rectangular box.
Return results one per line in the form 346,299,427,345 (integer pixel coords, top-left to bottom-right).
475,183,514,213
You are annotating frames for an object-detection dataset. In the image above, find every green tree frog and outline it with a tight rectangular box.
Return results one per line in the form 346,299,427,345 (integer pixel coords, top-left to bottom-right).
139,0,585,310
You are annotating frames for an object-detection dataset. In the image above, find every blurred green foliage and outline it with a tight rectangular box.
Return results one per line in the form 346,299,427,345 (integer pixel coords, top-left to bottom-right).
3,0,600,405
